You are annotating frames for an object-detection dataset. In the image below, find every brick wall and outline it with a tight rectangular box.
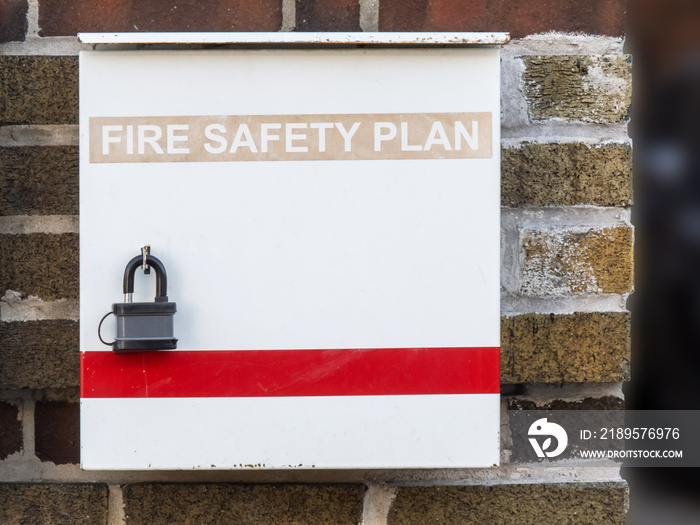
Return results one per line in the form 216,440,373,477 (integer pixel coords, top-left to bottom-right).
0,1,631,523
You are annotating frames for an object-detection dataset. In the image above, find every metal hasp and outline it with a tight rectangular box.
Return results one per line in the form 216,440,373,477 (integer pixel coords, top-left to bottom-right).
112,252,177,352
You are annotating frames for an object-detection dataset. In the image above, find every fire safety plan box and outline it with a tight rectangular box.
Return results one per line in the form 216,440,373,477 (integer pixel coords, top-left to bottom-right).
78,32,507,470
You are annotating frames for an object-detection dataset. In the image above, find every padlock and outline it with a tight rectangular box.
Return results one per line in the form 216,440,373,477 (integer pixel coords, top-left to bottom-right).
99,251,177,352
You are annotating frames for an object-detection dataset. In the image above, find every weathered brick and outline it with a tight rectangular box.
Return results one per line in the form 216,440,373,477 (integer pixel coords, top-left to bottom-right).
379,0,626,38
508,403,625,463
123,484,364,525
0,400,22,460
520,226,633,295
35,401,79,465
0,320,79,389
0,56,78,125
0,0,28,42
39,0,281,36
388,482,627,525
296,0,361,31
0,233,78,301
522,55,632,123
501,312,631,383
0,147,79,216
507,396,625,463
509,396,624,411
0,484,108,525
502,143,632,207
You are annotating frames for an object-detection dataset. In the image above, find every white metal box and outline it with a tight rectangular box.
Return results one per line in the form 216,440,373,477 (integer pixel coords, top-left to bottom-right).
79,35,502,470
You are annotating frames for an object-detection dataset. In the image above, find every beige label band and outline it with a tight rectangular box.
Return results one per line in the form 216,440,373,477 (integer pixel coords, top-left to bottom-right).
90,113,492,163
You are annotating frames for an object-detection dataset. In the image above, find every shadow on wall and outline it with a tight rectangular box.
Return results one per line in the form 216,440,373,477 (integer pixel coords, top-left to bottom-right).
625,0,700,521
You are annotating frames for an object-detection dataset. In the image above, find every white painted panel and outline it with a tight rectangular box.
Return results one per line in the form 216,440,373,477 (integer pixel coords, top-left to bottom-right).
81,394,500,470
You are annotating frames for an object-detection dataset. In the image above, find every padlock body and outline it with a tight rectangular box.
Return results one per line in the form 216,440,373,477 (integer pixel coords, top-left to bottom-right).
112,302,177,352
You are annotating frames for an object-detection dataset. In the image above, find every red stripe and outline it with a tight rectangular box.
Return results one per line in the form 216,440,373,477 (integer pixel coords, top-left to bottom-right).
81,347,500,398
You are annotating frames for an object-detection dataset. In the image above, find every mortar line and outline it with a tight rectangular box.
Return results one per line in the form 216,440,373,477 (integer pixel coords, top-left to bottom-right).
1,293,79,322
0,37,87,56
0,125,79,147
500,293,629,315
281,0,296,31
362,482,396,525
500,126,630,144
359,0,379,32
382,468,624,486
0,216,79,234
0,461,623,484
107,485,127,525
500,132,631,145
21,397,36,459
503,34,625,56
26,0,40,38
501,206,631,227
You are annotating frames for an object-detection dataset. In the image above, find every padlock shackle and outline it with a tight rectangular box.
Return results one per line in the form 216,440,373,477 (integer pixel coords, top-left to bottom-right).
122,254,168,301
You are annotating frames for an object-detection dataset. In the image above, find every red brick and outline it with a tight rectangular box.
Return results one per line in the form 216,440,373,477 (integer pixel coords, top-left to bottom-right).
0,400,22,460
35,401,79,465
296,0,360,31
39,0,282,36
0,0,27,42
379,0,626,38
